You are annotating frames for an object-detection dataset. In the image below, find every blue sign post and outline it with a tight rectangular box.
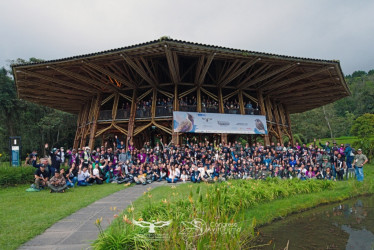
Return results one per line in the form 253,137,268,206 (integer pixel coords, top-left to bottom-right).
9,137,21,167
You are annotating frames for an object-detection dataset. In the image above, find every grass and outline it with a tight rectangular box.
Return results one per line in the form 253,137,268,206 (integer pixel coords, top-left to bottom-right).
94,164,374,249
0,183,128,250
309,135,374,146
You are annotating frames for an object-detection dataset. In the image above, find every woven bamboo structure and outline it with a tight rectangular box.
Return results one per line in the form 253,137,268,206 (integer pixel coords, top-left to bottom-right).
12,38,350,148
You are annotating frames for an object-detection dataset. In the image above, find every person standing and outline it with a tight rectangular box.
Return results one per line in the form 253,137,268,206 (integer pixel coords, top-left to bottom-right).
354,149,368,182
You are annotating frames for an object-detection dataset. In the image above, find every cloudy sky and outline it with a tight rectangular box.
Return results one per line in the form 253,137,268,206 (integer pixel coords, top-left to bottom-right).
1,0,373,75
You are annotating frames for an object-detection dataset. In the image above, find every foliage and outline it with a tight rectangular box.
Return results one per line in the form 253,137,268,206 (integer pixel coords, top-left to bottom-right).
0,182,128,250
0,61,77,159
350,113,374,138
0,164,35,186
94,179,336,249
291,70,374,143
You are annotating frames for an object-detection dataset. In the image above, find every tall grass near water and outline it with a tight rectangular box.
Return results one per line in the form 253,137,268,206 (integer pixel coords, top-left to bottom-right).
94,179,336,249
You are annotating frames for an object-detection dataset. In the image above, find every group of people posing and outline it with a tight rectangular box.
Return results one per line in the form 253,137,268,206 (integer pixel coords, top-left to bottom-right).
28,137,369,192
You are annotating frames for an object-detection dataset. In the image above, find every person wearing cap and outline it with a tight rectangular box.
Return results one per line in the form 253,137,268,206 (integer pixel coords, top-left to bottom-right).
354,149,368,181
48,171,67,193
34,164,49,190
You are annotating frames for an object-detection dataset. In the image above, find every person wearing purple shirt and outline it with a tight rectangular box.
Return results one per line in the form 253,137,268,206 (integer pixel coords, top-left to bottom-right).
137,150,147,163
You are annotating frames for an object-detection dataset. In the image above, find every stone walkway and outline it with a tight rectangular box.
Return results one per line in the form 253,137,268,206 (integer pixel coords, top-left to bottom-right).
19,182,166,250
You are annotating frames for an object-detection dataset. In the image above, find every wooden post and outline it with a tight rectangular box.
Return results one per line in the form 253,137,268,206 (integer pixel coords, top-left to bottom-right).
257,90,270,146
126,89,137,150
284,105,294,146
272,100,283,144
238,90,245,115
79,99,92,148
196,87,201,112
88,93,102,150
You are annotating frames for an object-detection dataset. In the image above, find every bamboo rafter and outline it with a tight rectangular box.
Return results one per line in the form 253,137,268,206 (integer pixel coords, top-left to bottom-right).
101,94,115,106
200,87,218,101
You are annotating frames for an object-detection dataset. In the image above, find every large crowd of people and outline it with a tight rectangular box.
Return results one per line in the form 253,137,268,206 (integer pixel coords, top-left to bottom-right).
27,137,368,192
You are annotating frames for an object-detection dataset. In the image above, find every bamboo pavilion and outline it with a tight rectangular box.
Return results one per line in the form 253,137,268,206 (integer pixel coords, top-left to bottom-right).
12,38,350,149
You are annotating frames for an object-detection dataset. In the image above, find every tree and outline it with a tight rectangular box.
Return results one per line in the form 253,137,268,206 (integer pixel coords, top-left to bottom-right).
350,113,374,138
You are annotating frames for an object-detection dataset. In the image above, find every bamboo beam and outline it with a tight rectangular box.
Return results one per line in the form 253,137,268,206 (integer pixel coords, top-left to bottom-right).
219,59,258,87
223,89,239,101
137,88,153,101
200,87,218,101
157,89,173,99
18,80,90,98
120,54,156,87
262,66,333,91
88,93,102,149
244,63,296,88
197,53,215,85
18,70,97,94
179,87,197,98
266,78,336,96
83,61,136,88
172,83,179,144
18,88,87,101
281,93,338,103
50,66,119,92
257,90,270,146
242,91,258,105
153,121,172,135
101,94,115,106
164,47,180,84
275,86,342,100
133,122,152,136
119,92,132,102
256,64,298,90
194,56,205,84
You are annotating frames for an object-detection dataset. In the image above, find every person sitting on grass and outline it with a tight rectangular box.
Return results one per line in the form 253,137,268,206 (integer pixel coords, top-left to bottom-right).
77,164,91,186
191,165,201,183
134,169,147,185
166,165,178,183
34,164,49,190
48,171,67,193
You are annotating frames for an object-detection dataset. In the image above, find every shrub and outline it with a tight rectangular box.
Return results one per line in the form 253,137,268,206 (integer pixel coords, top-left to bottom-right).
0,165,35,186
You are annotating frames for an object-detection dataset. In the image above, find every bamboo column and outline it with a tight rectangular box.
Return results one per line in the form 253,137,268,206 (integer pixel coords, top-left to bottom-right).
238,90,245,115
196,87,201,112
79,99,92,148
172,84,179,145
284,105,295,146
218,87,227,143
88,93,102,150
272,100,283,144
257,90,270,146
73,107,84,150
126,89,137,150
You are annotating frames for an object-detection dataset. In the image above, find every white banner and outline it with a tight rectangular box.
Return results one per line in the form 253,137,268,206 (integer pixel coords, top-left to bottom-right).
173,111,267,134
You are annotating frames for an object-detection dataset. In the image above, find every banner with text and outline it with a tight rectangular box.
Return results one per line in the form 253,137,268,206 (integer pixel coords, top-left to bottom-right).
173,111,267,134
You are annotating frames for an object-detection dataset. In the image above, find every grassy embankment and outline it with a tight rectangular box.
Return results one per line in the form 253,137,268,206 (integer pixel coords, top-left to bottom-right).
0,179,128,250
94,165,374,249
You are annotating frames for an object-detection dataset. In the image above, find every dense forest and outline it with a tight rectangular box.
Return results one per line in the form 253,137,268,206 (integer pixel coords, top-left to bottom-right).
0,59,373,161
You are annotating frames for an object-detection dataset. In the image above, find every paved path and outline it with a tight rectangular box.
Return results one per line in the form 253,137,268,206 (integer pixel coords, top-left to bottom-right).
19,182,166,250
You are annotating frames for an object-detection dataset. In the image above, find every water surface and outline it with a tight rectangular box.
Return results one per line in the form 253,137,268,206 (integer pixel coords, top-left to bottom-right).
258,195,374,249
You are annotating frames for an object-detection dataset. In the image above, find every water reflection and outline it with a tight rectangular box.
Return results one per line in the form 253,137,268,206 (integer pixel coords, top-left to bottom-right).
257,196,374,249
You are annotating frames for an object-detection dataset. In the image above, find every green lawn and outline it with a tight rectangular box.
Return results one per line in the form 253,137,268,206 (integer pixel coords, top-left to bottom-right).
308,136,374,146
0,183,128,250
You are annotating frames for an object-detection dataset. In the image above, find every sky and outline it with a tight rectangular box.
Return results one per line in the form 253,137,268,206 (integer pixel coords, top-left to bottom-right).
1,0,373,75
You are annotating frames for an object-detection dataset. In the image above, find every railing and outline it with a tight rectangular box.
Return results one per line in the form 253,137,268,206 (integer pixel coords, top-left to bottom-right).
136,106,152,119
98,105,261,122
116,109,130,120
179,105,197,112
155,105,173,117
98,110,112,121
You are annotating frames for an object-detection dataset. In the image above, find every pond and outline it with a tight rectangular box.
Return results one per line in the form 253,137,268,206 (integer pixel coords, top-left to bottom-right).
257,195,374,249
